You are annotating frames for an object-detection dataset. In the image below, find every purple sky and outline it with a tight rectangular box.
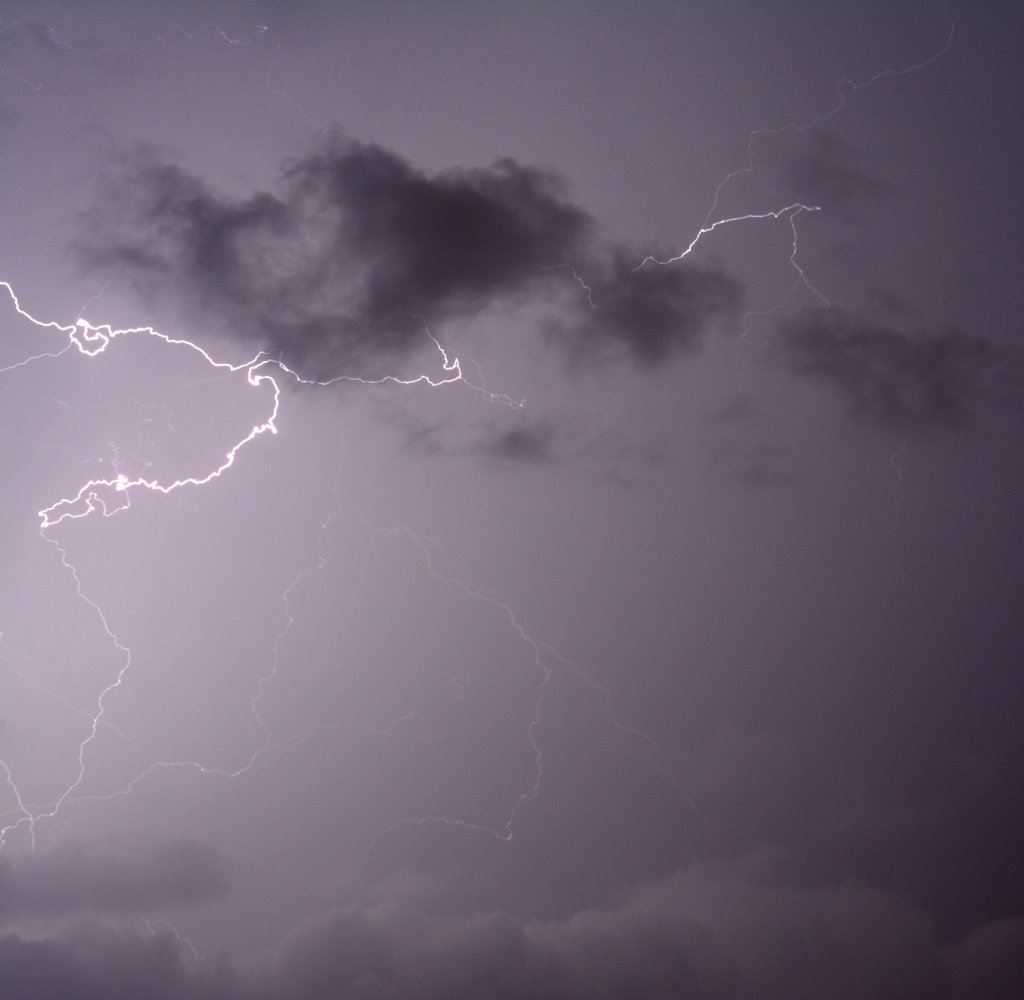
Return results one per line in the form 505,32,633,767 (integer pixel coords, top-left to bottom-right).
2,3,1023,997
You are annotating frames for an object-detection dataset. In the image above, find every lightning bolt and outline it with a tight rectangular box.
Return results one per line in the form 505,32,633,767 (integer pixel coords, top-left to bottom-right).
0,279,480,848
0,1,955,859
351,511,753,860
628,0,952,327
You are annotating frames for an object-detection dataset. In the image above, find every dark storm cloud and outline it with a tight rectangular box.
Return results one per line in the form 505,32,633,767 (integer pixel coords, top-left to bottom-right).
777,308,998,430
1,859,1022,999
0,926,195,1000
78,136,589,376
0,839,228,919
549,250,742,367
78,136,741,375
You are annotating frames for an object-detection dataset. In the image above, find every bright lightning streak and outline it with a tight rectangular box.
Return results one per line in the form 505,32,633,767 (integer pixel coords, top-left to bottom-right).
0,0,956,857
633,203,820,271
2,277,473,533
0,278,478,848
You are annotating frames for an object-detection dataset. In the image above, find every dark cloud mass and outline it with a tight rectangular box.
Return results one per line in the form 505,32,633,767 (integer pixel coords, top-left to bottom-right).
777,308,998,430
79,136,591,376
550,250,742,367
79,136,741,375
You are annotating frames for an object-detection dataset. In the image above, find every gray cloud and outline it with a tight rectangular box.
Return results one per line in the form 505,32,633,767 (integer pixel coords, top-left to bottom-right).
777,308,998,430
0,839,228,919
778,129,892,221
0,858,1021,999
78,136,590,377
77,137,741,375
865,286,913,319
945,915,1024,1000
549,250,742,367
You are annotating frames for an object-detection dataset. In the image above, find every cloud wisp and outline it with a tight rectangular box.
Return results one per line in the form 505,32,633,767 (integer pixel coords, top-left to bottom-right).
776,308,1000,431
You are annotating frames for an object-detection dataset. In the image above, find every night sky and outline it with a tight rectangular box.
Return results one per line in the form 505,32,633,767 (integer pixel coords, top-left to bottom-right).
2,3,1023,998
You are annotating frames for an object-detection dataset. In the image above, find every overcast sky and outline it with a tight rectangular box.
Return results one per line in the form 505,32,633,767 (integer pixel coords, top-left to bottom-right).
2,2,1023,997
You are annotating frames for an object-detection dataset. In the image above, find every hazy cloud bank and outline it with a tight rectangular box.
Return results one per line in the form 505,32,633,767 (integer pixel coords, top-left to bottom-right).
2,856,1022,999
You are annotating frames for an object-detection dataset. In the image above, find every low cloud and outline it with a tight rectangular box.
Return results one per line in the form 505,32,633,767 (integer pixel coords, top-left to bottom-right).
0,839,229,920
1,856,1021,998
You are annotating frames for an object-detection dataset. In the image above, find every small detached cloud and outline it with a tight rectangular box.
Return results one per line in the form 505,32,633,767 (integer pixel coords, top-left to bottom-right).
78,135,741,376
478,421,556,464
549,249,742,368
776,308,998,431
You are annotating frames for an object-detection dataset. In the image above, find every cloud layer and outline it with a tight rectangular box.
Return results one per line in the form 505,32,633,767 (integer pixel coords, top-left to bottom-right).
0,840,229,919
1,857,1021,999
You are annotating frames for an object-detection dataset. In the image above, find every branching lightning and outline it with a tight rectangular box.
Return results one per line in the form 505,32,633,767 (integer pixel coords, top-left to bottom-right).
0,1,955,862
631,0,952,328
0,279,478,848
